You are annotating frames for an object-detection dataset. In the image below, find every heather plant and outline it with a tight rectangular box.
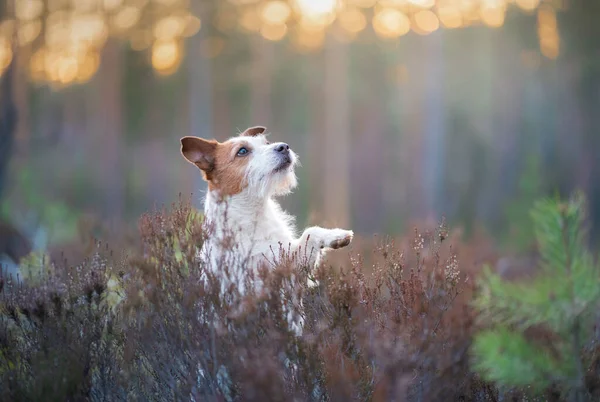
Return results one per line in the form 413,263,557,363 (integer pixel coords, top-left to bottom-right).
0,197,496,401
473,193,600,401
0,244,126,401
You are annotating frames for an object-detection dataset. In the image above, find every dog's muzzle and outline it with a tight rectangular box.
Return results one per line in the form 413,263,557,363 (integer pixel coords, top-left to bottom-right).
273,143,292,172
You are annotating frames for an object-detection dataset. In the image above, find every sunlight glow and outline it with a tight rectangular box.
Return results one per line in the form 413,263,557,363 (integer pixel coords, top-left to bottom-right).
77,52,101,83
480,5,506,27
0,0,560,86
260,22,288,40
112,6,142,30
0,38,13,71
408,0,436,9
182,15,201,37
292,27,325,52
295,0,338,18
515,0,541,11
348,0,378,7
538,5,559,59
18,20,42,45
373,8,411,39
261,1,293,25
240,8,261,32
153,16,185,40
338,8,367,34
151,39,182,73
438,6,464,28
413,10,440,34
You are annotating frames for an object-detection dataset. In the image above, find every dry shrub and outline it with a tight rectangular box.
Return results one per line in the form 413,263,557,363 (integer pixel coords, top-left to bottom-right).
0,199,498,401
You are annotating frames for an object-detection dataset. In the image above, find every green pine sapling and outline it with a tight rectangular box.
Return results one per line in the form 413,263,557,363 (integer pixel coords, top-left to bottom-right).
472,192,600,401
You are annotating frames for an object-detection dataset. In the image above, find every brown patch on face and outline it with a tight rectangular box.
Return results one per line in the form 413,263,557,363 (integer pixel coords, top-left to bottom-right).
208,141,252,196
181,136,252,197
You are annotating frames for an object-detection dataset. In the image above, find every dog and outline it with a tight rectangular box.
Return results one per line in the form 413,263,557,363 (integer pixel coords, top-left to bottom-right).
180,126,353,323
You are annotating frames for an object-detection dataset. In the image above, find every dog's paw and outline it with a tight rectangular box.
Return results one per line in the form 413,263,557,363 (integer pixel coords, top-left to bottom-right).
324,229,354,250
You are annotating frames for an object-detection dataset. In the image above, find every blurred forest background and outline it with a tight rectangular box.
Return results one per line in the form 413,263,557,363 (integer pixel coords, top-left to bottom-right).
0,0,599,262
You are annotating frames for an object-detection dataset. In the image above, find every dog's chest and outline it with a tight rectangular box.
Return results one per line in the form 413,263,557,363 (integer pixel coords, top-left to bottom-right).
204,196,296,263
238,200,296,257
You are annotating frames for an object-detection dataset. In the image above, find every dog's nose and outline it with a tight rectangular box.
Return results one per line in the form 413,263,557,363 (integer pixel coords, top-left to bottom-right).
275,143,290,154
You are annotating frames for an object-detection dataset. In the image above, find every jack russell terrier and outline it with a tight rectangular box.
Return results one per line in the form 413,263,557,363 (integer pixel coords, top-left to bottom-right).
180,126,353,309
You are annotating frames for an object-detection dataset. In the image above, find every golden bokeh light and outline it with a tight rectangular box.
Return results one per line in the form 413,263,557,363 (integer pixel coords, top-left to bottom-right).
337,7,367,34
29,48,47,81
295,0,339,18
298,13,336,32
0,0,562,85
409,0,436,9
15,0,44,21
57,56,79,84
240,8,261,32
45,22,69,49
537,5,559,59
379,0,409,7
348,0,378,8
437,5,463,28
540,38,559,59
77,52,101,83
0,20,15,37
112,6,142,31
73,0,99,13
260,24,287,41
260,22,288,41
71,14,108,46
373,8,411,39
292,28,325,52
0,38,13,71
537,4,557,31
515,0,541,12
182,14,201,37
154,16,185,40
43,51,80,84
261,1,293,25
18,20,42,46
480,5,506,27
413,9,440,34
103,0,124,11
151,39,182,73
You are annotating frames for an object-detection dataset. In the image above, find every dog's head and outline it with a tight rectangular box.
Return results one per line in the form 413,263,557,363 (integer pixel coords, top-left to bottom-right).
180,126,298,198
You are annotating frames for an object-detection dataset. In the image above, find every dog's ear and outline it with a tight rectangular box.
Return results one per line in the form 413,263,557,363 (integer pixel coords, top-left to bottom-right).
180,137,218,172
241,126,266,137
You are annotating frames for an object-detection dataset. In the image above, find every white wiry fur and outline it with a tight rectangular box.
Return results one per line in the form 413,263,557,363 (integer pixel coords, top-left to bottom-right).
194,132,353,333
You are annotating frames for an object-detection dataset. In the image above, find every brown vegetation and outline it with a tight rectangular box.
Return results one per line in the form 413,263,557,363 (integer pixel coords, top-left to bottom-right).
2,199,590,401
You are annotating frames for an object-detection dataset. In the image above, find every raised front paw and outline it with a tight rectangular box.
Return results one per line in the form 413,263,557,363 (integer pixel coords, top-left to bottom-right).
323,229,354,250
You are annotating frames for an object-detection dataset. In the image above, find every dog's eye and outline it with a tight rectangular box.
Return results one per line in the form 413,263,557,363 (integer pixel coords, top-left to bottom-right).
237,147,249,156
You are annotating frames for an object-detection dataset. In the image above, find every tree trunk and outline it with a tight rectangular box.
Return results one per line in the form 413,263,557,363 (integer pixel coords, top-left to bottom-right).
94,41,124,224
422,31,445,220
322,35,350,228
0,51,17,200
186,0,214,206
250,35,273,126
